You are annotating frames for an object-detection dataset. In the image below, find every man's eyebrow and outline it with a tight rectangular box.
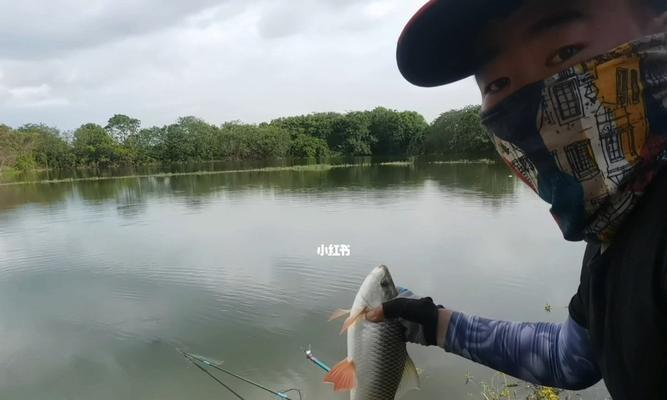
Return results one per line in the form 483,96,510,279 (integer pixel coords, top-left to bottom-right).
526,10,589,36
474,44,501,75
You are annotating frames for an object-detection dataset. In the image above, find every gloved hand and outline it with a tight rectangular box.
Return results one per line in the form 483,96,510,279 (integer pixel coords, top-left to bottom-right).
367,288,443,347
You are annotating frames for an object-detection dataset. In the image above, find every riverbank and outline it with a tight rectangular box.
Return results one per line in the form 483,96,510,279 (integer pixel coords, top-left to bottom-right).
0,158,497,186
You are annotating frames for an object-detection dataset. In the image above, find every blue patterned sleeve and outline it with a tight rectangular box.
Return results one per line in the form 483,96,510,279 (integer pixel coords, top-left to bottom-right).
444,312,601,390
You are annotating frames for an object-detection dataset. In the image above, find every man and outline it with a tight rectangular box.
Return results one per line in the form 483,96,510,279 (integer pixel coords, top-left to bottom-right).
367,0,667,398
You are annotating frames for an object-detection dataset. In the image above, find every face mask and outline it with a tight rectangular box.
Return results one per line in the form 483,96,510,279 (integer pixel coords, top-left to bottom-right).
481,33,667,243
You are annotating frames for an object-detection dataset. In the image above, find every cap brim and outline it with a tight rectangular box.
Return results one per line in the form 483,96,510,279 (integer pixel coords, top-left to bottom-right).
397,0,524,87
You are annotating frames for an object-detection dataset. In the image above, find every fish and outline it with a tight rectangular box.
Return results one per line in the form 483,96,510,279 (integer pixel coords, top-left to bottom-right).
325,265,420,400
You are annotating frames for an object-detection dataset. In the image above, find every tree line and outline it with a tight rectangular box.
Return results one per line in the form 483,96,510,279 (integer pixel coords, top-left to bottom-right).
0,105,495,172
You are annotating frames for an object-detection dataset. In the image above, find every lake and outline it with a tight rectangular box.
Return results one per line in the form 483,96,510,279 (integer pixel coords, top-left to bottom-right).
0,162,610,399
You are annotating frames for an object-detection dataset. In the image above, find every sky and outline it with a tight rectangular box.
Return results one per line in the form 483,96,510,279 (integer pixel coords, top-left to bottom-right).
0,0,481,131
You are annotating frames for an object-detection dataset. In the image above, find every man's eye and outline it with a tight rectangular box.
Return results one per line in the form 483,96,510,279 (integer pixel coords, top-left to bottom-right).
484,77,510,95
546,44,586,67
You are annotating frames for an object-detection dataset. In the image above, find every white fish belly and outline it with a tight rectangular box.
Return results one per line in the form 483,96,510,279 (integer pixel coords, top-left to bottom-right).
349,319,407,400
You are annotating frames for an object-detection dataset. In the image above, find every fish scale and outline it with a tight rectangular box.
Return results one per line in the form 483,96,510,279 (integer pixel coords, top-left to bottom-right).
350,319,408,400
324,266,419,400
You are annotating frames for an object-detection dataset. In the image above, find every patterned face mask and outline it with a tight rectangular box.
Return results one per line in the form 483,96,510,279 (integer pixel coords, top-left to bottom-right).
481,33,667,243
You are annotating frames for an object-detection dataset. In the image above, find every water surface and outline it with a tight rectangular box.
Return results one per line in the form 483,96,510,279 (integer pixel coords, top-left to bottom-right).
0,163,609,399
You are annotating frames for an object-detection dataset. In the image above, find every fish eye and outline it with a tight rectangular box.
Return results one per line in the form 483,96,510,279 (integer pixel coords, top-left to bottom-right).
546,44,587,67
380,280,389,287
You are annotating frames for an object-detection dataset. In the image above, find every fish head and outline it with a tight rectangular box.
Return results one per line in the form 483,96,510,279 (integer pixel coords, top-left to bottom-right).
356,265,399,308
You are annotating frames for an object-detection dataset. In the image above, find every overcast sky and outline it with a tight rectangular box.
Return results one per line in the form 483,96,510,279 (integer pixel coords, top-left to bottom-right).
0,0,481,131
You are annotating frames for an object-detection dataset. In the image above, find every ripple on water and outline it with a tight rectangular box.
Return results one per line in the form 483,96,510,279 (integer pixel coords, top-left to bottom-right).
0,164,606,399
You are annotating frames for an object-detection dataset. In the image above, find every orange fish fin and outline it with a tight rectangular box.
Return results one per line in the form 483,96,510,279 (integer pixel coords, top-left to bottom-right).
323,359,356,392
328,309,350,322
339,307,368,335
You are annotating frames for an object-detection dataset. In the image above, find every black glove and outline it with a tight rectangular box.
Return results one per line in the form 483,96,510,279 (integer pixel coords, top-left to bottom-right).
383,295,442,346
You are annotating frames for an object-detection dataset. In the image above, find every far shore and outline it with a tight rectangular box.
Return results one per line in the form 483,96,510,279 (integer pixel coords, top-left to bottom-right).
0,158,498,187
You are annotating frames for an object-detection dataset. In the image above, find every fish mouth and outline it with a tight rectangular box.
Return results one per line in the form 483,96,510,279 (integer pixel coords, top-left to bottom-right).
375,265,390,274
375,265,398,301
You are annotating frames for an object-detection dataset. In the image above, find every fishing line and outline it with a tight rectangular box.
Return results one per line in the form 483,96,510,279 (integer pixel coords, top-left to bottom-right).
180,350,302,400
182,351,246,400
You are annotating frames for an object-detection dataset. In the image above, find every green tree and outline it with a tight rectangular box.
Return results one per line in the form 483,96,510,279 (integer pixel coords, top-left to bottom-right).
270,113,339,141
367,107,428,156
159,123,193,162
288,134,330,158
0,125,22,170
400,111,430,156
0,125,44,171
17,124,74,169
127,126,163,162
328,113,374,156
177,116,219,161
425,105,496,158
73,123,120,166
0,105,497,173
105,114,141,144
217,123,291,160
246,125,291,159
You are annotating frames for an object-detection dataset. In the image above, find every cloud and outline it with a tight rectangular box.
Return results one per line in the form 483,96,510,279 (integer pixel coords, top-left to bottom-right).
6,84,70,108
0,0,230,59
0,0,481,130
256,0,403,39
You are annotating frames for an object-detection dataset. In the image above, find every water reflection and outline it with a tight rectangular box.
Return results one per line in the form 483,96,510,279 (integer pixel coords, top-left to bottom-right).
0,162,517,217
0,162,609,400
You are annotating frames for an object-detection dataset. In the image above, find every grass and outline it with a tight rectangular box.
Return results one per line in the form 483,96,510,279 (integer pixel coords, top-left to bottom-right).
468,372,579,400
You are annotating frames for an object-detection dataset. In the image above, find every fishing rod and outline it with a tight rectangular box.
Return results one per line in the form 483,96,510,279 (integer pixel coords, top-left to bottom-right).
182,351,246,400
304,346,331,373
180,350,302,400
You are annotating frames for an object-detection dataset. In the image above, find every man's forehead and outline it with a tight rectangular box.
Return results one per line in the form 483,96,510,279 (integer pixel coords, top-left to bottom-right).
396,0,656,87
475,0,590,68
483,0,588,40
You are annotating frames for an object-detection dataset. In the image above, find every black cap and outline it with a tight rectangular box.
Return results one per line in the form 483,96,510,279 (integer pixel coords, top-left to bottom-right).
397,0,524,87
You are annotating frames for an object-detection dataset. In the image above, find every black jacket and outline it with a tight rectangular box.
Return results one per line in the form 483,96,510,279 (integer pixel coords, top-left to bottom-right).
569,171,667,399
